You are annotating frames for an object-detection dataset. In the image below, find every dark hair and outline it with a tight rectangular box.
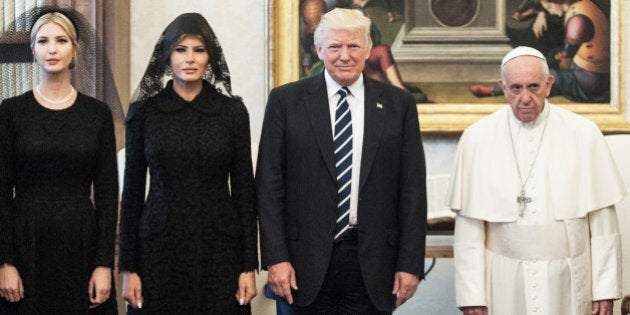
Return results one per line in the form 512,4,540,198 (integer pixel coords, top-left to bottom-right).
160,13,224,81
130,13,237,103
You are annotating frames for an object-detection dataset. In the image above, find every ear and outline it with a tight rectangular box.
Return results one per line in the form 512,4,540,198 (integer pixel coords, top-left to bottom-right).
498,79,506,93
31,47,37,63
364,41,372,60
315,45,324,60
545,75,555,97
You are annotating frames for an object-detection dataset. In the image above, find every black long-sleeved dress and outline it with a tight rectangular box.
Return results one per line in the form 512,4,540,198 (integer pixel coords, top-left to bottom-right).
0,92,119,314
118,81,258,314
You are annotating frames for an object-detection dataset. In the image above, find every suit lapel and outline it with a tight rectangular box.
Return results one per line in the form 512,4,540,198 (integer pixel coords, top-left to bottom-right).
359,78,385,191
303,74,337,183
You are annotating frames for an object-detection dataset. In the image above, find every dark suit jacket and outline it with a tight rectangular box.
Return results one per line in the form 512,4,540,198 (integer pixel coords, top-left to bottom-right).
256,73,427,311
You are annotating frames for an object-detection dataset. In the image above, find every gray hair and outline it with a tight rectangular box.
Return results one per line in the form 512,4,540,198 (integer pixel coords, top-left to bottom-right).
313,8,372,51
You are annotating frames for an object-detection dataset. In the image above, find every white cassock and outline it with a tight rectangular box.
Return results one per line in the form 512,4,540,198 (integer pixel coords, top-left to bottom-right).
447,102,626,315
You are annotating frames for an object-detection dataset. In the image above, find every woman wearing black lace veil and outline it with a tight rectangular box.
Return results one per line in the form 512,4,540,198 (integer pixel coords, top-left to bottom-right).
118,13,258,314
0,6,119,314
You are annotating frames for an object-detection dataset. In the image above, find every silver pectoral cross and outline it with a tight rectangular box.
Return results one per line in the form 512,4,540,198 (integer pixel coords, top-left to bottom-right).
517,189,532,216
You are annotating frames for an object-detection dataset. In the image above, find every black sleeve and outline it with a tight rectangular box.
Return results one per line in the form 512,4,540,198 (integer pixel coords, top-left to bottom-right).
0,102,15,266
91,104,119,268
229,99,259,272
118,102,148,272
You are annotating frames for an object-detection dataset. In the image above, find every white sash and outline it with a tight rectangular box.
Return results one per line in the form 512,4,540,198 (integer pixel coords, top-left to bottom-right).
486,221,569,260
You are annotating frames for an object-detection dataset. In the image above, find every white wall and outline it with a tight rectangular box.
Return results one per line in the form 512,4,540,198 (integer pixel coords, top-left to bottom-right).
627,1,630,123
130,0,268,143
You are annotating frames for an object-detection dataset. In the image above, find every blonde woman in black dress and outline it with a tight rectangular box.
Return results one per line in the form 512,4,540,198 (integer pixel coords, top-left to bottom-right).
0,8,119,314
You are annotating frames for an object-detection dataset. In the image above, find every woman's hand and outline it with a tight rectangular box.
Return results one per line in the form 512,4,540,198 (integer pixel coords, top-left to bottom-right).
0,264,24,303
122,271,143,309
235,270,257,305
88,266,111,308
532,11,548,39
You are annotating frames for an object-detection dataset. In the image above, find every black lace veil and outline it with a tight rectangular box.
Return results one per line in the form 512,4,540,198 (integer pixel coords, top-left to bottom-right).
0,5,125,130
131,13,237,104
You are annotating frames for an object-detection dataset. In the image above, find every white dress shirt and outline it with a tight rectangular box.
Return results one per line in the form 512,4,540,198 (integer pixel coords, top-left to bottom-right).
324,70,364,225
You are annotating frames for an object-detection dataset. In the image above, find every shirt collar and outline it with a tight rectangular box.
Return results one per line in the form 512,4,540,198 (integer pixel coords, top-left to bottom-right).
324,70,364,99
152,80,222,116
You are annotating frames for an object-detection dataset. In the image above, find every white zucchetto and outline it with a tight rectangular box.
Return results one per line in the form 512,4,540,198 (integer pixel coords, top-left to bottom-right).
502,46,546,66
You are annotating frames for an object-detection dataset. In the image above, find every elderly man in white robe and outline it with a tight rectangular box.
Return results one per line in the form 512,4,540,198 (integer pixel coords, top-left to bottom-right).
447,46,626,315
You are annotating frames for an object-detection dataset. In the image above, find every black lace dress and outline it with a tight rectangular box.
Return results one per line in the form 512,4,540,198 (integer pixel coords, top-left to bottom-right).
0,92,119,314
119,81,258,314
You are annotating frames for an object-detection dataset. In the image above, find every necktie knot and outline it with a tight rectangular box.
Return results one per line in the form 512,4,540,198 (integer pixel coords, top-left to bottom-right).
337,87,350,98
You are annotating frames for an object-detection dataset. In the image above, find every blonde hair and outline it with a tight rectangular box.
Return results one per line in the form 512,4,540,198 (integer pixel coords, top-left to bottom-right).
313,8,372,51
30,12,79,69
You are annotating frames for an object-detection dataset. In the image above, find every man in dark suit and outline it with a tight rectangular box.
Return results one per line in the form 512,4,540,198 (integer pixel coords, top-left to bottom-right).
256,8,427,314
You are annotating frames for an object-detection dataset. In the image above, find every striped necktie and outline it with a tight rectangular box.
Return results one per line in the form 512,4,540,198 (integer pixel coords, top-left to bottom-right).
334,87,352,241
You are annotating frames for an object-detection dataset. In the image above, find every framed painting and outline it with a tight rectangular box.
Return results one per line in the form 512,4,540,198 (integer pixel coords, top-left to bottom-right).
270,0,630,135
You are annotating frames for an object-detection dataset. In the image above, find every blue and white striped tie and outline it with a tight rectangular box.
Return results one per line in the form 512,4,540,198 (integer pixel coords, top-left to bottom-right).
334,87,352,241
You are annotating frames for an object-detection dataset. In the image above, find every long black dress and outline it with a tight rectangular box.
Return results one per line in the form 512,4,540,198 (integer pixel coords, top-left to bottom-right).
0,92,119,314
118,81,258,314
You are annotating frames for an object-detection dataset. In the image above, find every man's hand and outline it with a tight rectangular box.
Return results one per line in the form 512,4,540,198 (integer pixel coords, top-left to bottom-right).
553,50,572,69
592,300,613,315
0,264,24,303
235,271,257,305
122,272,143,309
460,306,488,315
88,266,111,308
268,262,298,304
392,271,419,307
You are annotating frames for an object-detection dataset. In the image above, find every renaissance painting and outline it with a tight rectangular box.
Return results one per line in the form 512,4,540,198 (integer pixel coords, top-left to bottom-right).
271,0,629,134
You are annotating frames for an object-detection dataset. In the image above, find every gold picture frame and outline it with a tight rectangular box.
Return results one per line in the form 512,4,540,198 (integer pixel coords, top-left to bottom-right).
270,0,630,135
